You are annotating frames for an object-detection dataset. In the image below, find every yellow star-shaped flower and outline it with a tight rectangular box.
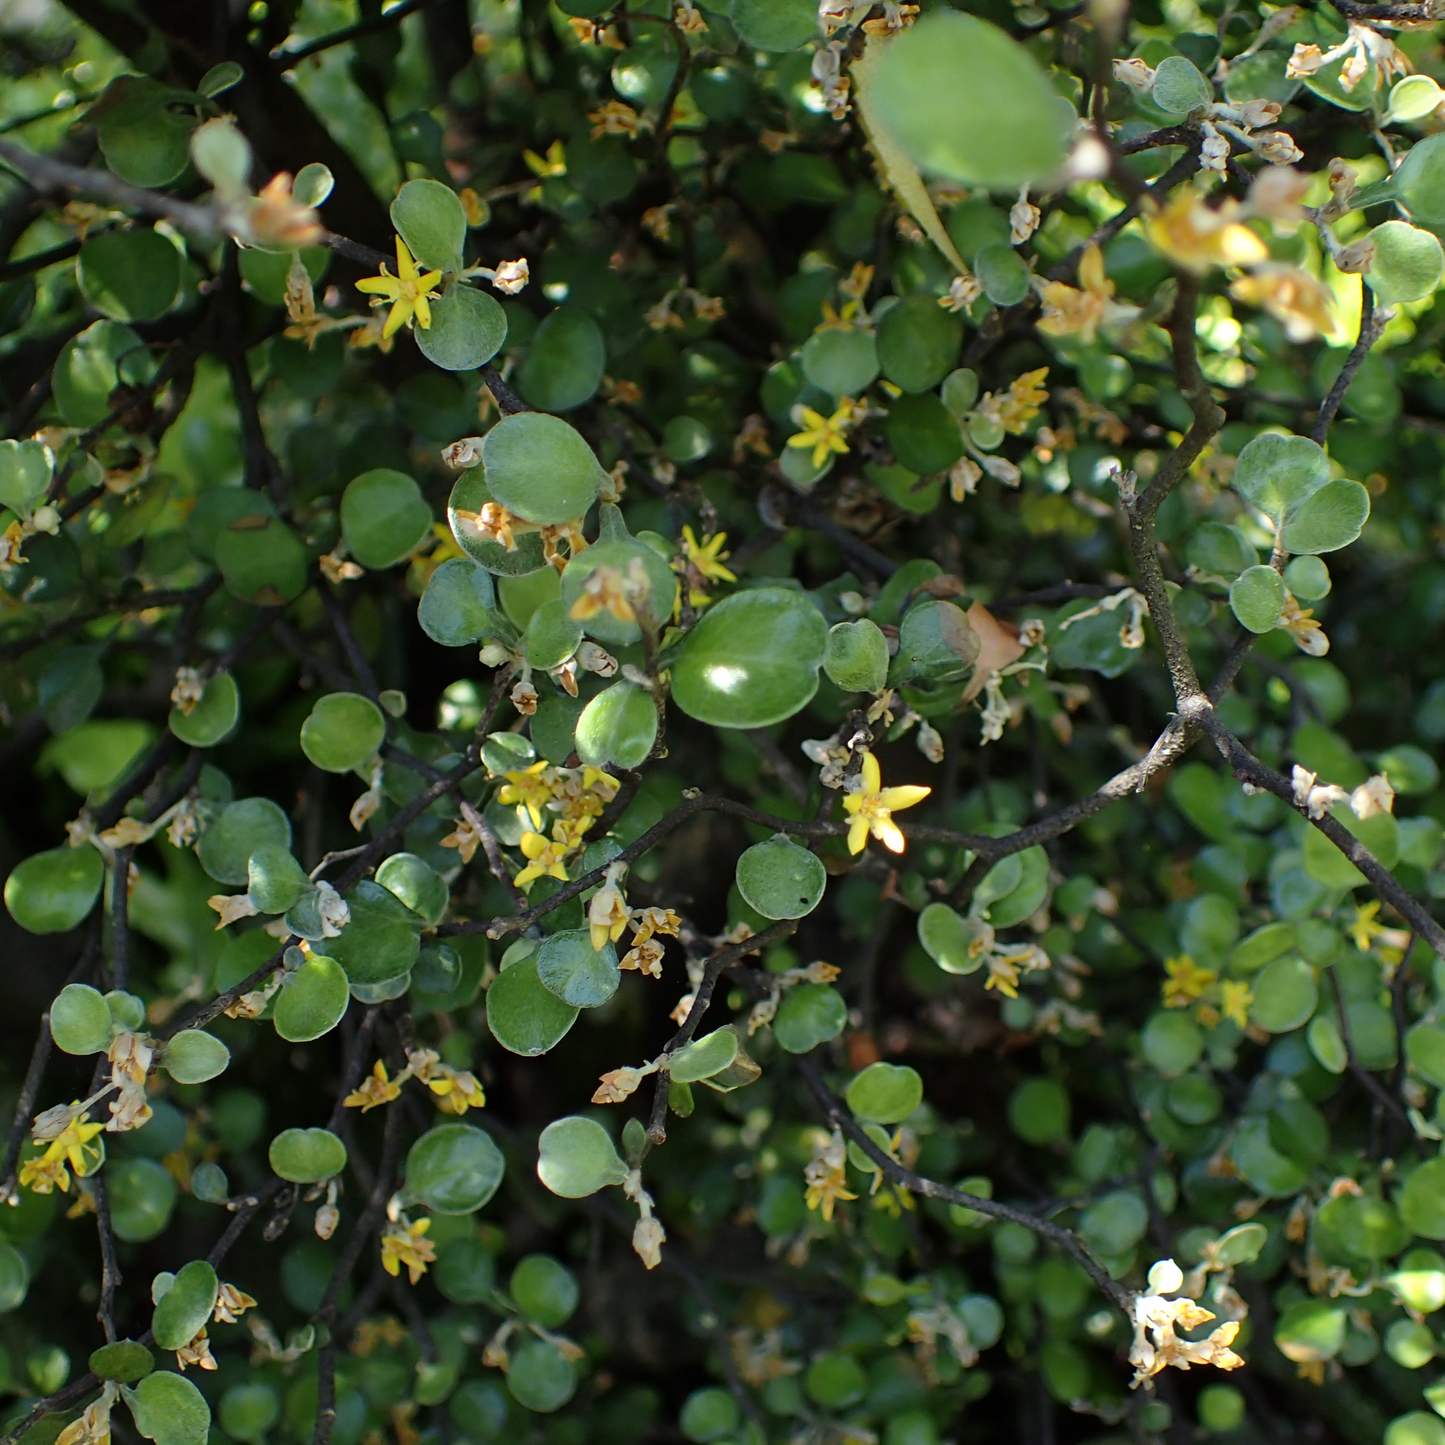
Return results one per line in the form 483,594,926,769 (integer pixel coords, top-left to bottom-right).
1349,900,1387,953
787,404,854,469
355,236,444,340
1220,980,1253,1029
1161,954,1217,1009
842,751,930,855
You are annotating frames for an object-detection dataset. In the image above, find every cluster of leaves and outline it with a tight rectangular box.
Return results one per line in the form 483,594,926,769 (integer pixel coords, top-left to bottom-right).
13,0,1445,1444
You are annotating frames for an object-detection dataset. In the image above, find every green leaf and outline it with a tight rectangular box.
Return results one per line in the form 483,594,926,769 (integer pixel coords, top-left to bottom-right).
273,956,350,1043
486,954,579,1056
1229,564,1285,633
107,1158,177,1241
680,1388,740,1444
246,843,309,914
99,108,196,188
340,469,433,570
447,470,549,576
125,1370,211,1445
435,1237,496,1304
670,1027,740,1084
50,984,114,1056
1079,1190,1149,1255
1390,132,1445,227
536,1115,629,1198
312,879,421,985
419,558,502,646
1232,431,1329,520
559,528,677,646
89,1342,154,1384
518,306,606,413
875,296,963,396
772,983,847,1053
918,902,984,975
53,321,145,427
1284,554,1331,598
974,243,1031,306
1308,1014,1348,1073
1302,807,1398,887
866,11,1070,189
1007,1077,1070,1144
893,599,979,685
161,1030,230,1084
1151,55,1213,113
574,681,658,771
1274,1298,1347,1364
197,797,292,886
506,1340,577,1414
801,328,879,399
982,845,1049,928
511,1255,578,1328
151,1259,218,1351
376,852,449,926
824,619,889,694
1215,1221,1269,1267
391,178,466,273
535,929,620,1009
219,1385,279,1445
215,515,308,605
300,692,386,774
1187,522,1257,580
268,1127,347,1183
729,0,816,50
403,1123,505,1214
885,392,964,475
198,61,244,96
1279,478,1370,556
1401,1158,1445,1238
1249,956,1318,1033
848,1062,924,1124
1366,220,1444,304
77,230,181,322
416,283,506,372
482,413,606,526
0,1242,28,1314
5,847,105,935
169,672,239,748
522,599,583,671
0,438,53,515
671,588,828,728
1231,1115,1306,1196
735,835,826,920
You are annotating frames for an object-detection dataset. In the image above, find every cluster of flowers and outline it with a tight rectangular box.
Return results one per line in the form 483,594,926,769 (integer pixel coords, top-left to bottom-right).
344,1046,487,1117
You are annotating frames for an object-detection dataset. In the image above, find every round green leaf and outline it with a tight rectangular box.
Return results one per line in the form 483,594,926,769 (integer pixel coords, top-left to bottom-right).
107,1158,177,1242
518,306,606,413
876,295,963,394
419,558,501,646
805,1353,867,1409
537,1115,629,1197
522,598,583,671
867,11,1070,189
487,954,579,1056
215,515,308,604
300,692,387,773
1079,1190,1149,1255
735,835,826,920
53,321,145,427
482,412,606,526
1408,1023,1445,1087
1401,1158,1445,1238
391,178,466,274
1008,1077,1070,1145
274,956,350,1042
0,1242,28,1314
681,1388,740,1443
824,619,889,694
848,1062,923,1124
448,470,548,576
1388,1416,1445,1445
77,229,181,322
1279,479,1370,556
801,328,879,399
894,598,979,684
886,392,965,475
1308,1014,1349,1073
1249,956,1318,1033
0,437,53,516
237,245,329,305
671,587,828,728
49,982,113,1055
510,1254,578,1327
219,1385,279,1445
1274,1298,1347,1364
974,243,1031,306
730,0,816,50
403,1123,505,1214
197,797,292,886
5,846,105,935
312,879,421,985
1366,220,1444,304
246,843,310,914
435,1237,496,1304
1152,55,1213,113
560,532,678,646
89,1341,154,1384
575,681,658,771
341,470,433,570
169,672,239,748
670,1027,740,1084
772,983,847,1054
268,1127,347,1183
1319,1192,1408,1262
377,852,448,925
1215,1222,1269,1267
99,107,196,188
152,1259,219,1351
918,902,983,975
416,284,506,372
125,1367,210,1445
1232,1115,1307,1196
1142,1010,1204,1076
536,929,620,1009
1387,132,1445,226
161,1030,230,1084
1232,432,1329,521
1303,808,1398,888
1229,564,1286,633
506,1339,577,1413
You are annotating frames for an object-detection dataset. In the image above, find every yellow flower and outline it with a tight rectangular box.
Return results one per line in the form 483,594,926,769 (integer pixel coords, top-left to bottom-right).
497,761,556,830
427,1069,486,1115
514,824,574,891
842,751,930,855
523,139,568,176
1230,264,1335,344
1277,590,1329,656
1162,955,1217,1008
1220,980,1253,1029
1037,246,1118,346
999,367,1049,434
440,815,484,865
380,1218,436,1285
344,1060,401,1112
803,1130,857,1222
787,405,854,468
1349,900,1388,953
679,526,736,608
589,101,642,138
1144,192,1269,274
355,237,444,340
985,955,1021,998
569,563,638,625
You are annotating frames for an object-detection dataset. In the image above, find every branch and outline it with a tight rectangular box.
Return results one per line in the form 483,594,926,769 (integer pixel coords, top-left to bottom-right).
1312,287,1385,445
797,1058,1134,1315
272,0,441,69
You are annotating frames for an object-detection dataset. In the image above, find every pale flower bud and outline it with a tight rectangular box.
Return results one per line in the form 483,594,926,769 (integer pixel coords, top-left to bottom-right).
1350,773,1395,819
491,259,529,294
1112,57,1155,91
442,437,485,470
1336,236,1376,274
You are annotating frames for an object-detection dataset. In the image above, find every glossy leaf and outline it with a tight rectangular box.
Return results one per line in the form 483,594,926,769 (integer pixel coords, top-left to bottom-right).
486,954,579,1056
403,1124,505,1214
536,1116,629,1197
536,929,620,1009
268,1127,347,1183
341,470,433,570
735,835,826,920
6,846,105,935
300,693,386,773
